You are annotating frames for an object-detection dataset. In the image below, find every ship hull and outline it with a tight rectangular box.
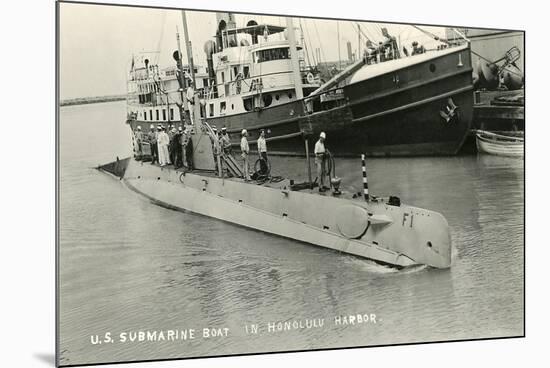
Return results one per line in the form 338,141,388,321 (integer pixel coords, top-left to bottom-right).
127,46,473,157
337,45,474,156
303,87,473,157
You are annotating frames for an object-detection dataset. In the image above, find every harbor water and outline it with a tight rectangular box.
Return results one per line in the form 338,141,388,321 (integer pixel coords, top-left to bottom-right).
59,101,524,366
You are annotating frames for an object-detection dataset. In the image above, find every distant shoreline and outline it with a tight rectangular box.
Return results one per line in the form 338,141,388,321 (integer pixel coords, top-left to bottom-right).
60,94,127,106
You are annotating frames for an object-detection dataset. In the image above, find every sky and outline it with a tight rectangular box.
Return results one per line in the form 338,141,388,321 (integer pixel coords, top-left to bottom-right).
59,2,449,100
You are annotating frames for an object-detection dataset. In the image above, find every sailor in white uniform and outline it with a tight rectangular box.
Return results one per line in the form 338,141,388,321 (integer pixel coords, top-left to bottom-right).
240,129,250,181
157,126,171,166
257,130,268,175
134,126,143,158
186,81,195,123
315,132,328,192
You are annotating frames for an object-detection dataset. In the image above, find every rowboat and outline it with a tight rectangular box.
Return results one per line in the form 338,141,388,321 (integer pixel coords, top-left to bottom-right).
475,130,524,157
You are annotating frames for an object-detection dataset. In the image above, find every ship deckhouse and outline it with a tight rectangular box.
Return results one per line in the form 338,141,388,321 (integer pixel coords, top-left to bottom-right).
203,18,320,119
126,57,209,125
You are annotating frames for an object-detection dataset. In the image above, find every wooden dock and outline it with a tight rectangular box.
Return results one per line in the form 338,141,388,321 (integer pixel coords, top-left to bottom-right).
473,89,524,131
461,89,523,154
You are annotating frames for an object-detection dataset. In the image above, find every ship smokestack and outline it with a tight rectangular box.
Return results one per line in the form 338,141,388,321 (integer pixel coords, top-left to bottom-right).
216,12,236,50
172,50,185,90
227,14,237,47
247,20,259,44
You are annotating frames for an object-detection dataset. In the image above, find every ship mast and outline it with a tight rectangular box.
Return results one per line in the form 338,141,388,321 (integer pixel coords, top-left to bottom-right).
180,10,196,86
175,28,189,121
337,21,341,70
285,17,304,100
357,24,361,60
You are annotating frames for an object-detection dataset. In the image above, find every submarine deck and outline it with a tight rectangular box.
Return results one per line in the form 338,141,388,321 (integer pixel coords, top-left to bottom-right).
139,159,367,202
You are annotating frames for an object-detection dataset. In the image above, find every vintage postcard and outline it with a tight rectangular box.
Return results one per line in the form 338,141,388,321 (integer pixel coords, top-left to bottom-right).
57,1,524,366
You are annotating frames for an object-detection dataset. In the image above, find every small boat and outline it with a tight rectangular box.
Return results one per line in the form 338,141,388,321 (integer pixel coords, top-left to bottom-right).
475,130,524,157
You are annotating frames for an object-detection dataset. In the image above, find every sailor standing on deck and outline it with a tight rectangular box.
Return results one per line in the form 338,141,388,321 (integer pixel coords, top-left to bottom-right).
157,126,171,166
186,81,195,123
134,126,143,159
210,127,219,171
185,127,194,170
179,126,187,168
257,129,268,175
221,127,232,155
167,126,175,163
148,124,158,164
240,129,250,181
169,127,179,166
365,40,377,64
173,127,183,168
315,132,328,192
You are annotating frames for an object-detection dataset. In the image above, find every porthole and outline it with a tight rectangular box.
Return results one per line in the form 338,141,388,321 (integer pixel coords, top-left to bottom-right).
275,94,280,101
288,92,293,99
262,94,273,107
429,63,436,73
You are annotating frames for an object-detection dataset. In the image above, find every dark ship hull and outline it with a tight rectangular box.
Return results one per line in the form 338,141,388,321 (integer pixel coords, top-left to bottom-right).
224,44,473,157
129,45,473,157
326,45,472,156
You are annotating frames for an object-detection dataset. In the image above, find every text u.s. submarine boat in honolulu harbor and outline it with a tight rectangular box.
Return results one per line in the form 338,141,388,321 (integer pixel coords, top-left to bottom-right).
99,116,451,269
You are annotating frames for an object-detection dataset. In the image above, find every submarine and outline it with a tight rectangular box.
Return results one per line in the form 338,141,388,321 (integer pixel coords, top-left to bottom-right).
99,99,452,269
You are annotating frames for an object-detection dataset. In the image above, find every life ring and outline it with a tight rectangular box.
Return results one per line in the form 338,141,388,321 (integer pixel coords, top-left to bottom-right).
306,73,315,84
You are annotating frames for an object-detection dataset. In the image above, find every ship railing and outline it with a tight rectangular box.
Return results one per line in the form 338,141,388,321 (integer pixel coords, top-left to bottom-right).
201,87,218,100
203,69,320,101
206,70,291,89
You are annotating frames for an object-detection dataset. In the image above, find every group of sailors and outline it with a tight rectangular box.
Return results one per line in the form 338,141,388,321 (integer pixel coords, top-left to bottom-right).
210,126,268,181
234,128,330,192
132,124,193,169
363,28,400,64
134,123,330,192
363,34,426,64
410,41,426,56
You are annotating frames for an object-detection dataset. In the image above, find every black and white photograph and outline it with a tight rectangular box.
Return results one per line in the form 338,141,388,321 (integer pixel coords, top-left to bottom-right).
53,0,528,366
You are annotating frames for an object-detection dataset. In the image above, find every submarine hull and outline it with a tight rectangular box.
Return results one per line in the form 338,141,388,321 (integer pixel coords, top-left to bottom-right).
99,158,452,269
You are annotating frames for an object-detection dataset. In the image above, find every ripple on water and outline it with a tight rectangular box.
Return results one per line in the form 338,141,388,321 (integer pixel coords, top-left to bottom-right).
58,102,524,365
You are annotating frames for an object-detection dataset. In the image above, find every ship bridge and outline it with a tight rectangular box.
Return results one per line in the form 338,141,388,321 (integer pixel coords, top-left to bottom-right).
210,27,313,98
221,23,286,45
201,17,320,118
